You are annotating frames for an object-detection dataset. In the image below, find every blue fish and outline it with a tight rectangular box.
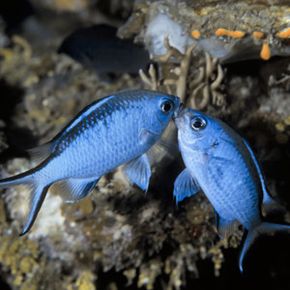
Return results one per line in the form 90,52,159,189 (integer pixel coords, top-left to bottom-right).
0,90,180,235
173,108,290,272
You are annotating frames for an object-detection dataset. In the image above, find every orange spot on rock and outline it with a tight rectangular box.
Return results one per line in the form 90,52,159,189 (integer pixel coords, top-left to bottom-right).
276,28,290,39
260,41,271,60
191,30,201,39
252,31,264,40
215,28,245,39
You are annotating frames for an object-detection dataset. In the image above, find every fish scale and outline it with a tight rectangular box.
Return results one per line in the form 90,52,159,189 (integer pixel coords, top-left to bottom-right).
174,108,290,272
0,89,180,235
207,136,260,227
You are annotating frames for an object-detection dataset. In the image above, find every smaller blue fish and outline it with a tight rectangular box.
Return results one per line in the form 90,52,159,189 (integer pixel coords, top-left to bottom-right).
0,90,180,235
174,108,290,272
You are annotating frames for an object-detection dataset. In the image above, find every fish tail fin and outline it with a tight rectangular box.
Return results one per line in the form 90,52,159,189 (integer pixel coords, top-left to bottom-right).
19,183,50,236
0,166,51,236
263,194,287,216
239,222,290,272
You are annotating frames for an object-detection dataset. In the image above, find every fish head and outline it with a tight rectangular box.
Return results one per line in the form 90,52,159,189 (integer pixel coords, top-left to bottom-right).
175,108,221,152
146,93,181,134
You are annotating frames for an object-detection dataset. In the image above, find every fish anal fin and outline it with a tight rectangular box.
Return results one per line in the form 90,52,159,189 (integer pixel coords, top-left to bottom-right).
173,168,200,204
216,214,238,239
54,178,98,203
123,154,151,192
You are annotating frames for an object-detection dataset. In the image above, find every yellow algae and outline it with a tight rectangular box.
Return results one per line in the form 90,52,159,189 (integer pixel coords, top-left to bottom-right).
276,27,290,39
284,116,290,125
76,271,96,290
260,41,271,60
20,281,37,290
191,30,201,39
19,256,37,273
252,31,265,40
215,28,246,39
275,122,285,132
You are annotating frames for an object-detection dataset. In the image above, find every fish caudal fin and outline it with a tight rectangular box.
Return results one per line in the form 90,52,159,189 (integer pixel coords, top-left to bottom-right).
0,169,50,235
239,222,290,272
262,193,287,216
20,184,50,236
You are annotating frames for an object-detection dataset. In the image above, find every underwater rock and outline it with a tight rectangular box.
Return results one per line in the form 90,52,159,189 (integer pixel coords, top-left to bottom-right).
144,13,194,56
96,0,135,20
29,0,92,13
120,0,290,62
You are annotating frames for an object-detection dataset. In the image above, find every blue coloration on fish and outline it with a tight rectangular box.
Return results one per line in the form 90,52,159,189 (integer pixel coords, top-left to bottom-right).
0,90,180,235
174,108,290,272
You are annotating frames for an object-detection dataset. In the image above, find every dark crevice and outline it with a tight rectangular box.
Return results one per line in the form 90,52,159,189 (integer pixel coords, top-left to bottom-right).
0,79,37,163
0,0,34,34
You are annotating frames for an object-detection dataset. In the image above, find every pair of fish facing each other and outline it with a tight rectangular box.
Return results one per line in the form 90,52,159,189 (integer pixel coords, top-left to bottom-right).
0,90,289,273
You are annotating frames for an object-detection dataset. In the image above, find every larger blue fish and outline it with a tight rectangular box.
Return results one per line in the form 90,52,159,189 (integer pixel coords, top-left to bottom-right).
173,108,290,272
0,90,180,235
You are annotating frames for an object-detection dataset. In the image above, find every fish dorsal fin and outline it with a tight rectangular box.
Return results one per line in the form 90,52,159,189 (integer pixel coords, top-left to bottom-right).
27,142,54,163
54,178,99,203
52,95,114,142
173,168,200,204
27,95,114,162
123,154,151,192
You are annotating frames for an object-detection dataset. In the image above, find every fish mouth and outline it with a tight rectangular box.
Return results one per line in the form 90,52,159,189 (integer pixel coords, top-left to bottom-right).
173,105,187,125
173,102,184,120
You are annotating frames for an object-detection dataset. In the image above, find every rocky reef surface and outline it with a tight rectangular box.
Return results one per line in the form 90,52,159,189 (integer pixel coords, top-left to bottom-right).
0,1,290,289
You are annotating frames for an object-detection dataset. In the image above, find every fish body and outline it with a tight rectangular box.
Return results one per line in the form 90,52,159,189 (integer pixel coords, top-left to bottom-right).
0,90,180,235
58,24,150,75
174,108,290,272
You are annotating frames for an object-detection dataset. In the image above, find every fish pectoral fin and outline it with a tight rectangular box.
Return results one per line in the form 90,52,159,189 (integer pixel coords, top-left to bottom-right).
139,128,159,146
123,154,151,192
148,134,179,164
173,169,200,204
54,178,99,203
216,214,237,239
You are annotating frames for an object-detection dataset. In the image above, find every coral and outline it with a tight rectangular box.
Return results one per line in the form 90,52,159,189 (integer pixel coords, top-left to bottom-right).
140,45,225,110
121,0,290,62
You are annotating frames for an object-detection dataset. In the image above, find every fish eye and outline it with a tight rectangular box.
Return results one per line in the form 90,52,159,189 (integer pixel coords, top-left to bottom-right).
160,100,174,113
191,116,207,131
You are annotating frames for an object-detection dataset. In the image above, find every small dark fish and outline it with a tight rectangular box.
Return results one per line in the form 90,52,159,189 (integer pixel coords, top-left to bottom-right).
0,90,180,235
58,24,150,75
174,108,290,272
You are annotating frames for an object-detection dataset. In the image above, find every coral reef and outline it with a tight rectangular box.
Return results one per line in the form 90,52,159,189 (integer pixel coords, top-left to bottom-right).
0,0,290,289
